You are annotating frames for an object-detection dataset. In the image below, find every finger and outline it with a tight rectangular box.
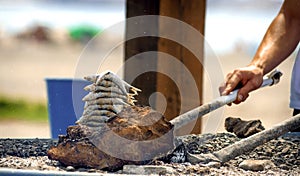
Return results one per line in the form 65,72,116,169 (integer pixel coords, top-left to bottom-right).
237,79,261,102
219,82,226,96
219,72,233,95
233,93,249,104
222,72,243,95
219,73,231,96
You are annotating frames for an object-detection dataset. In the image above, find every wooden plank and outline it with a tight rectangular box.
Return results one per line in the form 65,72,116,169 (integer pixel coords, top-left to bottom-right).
157,0,206,135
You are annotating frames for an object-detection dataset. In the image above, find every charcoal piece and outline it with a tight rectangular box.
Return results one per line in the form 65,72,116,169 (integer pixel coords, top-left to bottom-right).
225,117,265,138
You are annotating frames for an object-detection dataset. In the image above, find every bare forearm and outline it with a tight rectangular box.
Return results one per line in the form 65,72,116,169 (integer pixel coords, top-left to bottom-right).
250,2,300,75
220,0,300,104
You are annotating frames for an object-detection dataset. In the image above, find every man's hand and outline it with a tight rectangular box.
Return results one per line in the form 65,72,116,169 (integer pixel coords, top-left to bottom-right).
219,65,264,104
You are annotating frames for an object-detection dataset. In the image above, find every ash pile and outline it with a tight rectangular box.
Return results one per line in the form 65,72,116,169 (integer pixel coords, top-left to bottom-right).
0,133,299,175
159,133,299,170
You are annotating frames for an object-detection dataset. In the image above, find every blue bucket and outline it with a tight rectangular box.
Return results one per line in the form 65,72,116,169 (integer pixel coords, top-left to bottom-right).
45,78,90,138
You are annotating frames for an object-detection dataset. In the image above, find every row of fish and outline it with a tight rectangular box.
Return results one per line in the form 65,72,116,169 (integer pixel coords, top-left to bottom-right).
76,71,141,127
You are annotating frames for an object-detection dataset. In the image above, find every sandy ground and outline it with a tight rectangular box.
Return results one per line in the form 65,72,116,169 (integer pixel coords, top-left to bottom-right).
0,37,297,138
0,120,50,138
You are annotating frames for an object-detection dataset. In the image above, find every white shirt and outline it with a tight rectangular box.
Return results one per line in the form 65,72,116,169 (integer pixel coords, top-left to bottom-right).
290,49,300,109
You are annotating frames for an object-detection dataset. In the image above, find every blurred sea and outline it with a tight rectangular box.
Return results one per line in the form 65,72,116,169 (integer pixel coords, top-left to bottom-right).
0,0,284,53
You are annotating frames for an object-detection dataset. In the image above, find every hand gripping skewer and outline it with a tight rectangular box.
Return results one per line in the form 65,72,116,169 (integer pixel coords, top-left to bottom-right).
170,70,283,130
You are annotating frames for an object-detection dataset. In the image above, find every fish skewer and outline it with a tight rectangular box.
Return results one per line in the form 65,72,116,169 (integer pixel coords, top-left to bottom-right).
76,71,141,127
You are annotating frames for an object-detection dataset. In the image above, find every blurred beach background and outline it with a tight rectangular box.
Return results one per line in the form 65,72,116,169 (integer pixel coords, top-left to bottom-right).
0,0,297,138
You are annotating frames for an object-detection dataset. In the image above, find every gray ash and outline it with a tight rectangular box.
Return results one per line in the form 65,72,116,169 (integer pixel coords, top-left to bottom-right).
0,138,57,158
161,133,300,171
161,133,240,163
0,133,299,175
185,133,240,154
234,136,300,170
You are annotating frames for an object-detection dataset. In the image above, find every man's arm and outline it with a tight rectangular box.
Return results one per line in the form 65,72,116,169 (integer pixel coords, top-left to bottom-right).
220,0,300,104
251,0,300,74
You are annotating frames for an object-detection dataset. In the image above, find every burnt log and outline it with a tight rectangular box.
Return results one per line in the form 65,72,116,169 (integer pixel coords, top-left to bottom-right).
48,106,174,170
225,117,265,138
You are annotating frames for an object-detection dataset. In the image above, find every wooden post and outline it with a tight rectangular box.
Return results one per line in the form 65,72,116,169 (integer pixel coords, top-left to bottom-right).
157,0,205,135
124,0,160,106
125,0,205,135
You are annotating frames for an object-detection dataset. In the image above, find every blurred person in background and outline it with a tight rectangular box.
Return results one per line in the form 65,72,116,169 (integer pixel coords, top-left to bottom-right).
219,0,300,130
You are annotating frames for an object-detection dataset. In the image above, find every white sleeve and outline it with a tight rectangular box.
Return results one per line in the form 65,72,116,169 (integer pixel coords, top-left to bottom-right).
290,50,300,109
